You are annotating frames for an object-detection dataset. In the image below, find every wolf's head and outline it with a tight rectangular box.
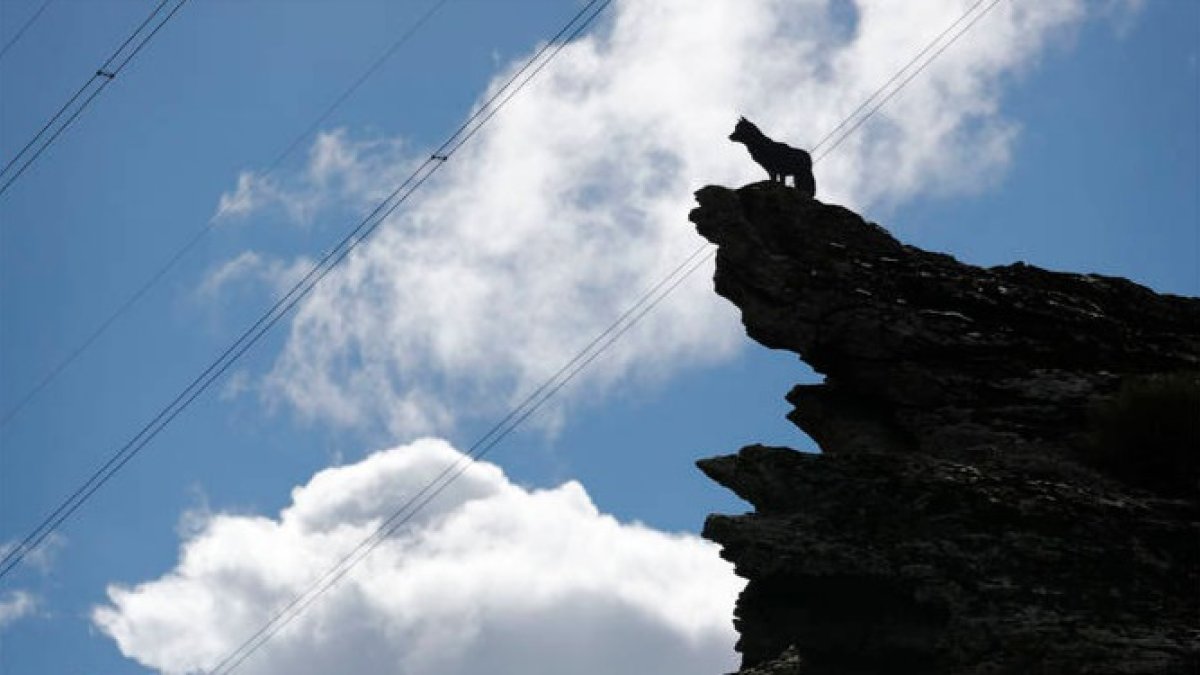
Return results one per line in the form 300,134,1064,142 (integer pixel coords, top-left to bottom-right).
729,116,761,144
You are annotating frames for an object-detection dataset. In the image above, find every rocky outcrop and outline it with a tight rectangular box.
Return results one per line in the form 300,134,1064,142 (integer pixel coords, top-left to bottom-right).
690,182,1200,674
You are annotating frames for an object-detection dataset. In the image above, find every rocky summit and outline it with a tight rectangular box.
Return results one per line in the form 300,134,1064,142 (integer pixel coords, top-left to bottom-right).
690,182,1199,675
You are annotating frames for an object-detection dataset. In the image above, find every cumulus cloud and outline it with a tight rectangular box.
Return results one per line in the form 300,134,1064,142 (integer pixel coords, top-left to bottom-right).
93,438,741,674
214,0,1111,437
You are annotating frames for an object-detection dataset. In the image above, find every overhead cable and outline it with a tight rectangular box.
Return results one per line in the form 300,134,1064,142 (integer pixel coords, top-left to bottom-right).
203,0,1004,671
0,0,452,431
0,0,610,582
0,0,58,63
0,0,189,199
814,0,1003,161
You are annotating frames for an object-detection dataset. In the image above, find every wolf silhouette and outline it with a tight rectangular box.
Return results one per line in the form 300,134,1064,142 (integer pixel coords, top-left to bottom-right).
729,117,816,198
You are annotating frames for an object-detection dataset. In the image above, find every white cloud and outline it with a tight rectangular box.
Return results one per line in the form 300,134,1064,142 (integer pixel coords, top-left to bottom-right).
214,129,417,225
197,251,265,300
0,532,64,576
198,250,316,303
214,0,1122,437
0,535,62,632
0,590,37,631
214,171,278,221
92,438,741,674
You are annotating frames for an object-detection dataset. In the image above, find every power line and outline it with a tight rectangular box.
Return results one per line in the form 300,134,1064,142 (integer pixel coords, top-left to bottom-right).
0,0,611,582
809,0,991,155
211,148,690,675
690,0,1009,281
252,0,455,185
212,257,704,674
0,0,57,63
2,0,173,183
202,1,1005,671
815,0,1004,162
0,0,453,431
0,0,189,199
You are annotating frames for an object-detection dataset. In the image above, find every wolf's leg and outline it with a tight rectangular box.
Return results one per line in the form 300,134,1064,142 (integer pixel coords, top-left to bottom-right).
798,173,816,198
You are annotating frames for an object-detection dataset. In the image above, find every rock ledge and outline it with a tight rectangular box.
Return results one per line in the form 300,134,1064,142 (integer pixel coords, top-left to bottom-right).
691,183,1199,674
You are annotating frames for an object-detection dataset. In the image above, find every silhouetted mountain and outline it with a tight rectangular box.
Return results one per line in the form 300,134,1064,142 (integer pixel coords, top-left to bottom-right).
690,182,1200,674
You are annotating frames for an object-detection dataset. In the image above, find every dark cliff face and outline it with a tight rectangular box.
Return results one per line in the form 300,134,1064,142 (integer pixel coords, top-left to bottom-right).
689,182,1200,675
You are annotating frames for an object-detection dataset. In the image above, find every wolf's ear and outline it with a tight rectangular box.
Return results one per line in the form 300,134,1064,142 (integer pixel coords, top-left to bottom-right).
739,115,747,122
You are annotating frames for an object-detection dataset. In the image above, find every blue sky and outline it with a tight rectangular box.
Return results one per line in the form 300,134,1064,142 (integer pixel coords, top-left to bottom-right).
0,1,1196,673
